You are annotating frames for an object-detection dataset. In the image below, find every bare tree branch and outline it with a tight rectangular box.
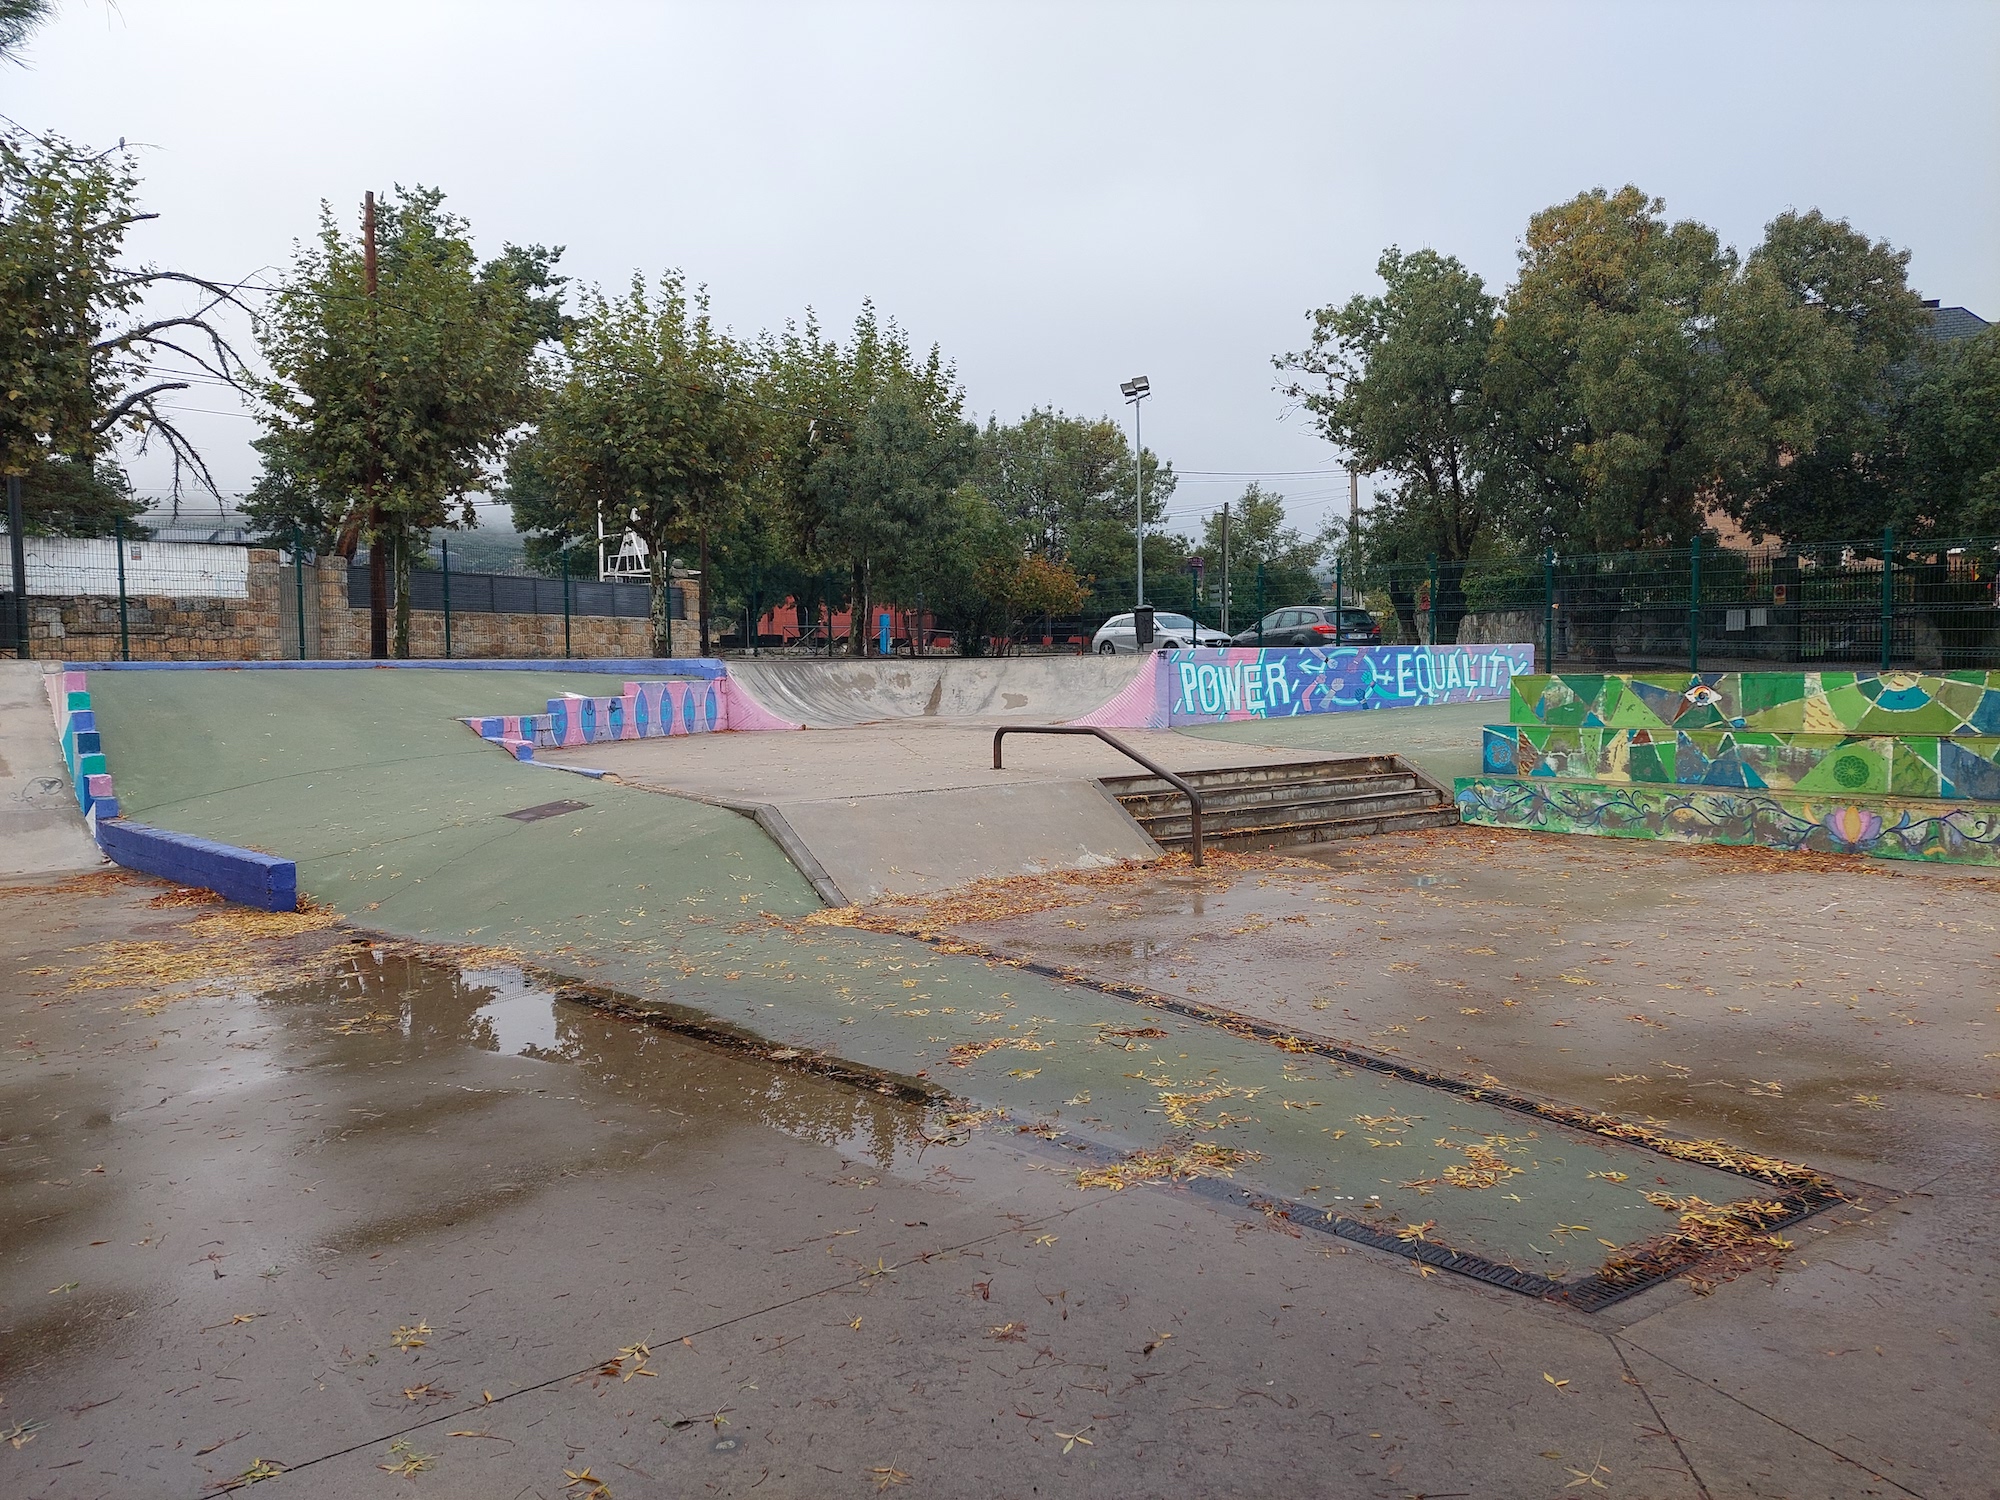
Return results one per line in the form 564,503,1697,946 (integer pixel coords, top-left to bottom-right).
93,380,190,433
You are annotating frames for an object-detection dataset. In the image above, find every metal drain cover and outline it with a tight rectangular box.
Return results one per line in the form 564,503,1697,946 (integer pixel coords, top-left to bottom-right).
502,799,591,823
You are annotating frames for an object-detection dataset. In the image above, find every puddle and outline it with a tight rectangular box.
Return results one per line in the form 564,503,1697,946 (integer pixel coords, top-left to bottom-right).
255,947,934,1170
253,947,1810,1281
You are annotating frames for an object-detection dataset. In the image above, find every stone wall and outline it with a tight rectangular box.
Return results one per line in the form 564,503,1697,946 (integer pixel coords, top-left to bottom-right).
26,547,286,661
312,560,700,660
21,550,701,661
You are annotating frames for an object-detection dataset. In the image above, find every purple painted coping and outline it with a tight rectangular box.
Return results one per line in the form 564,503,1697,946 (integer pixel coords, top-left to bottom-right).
67,658,726,678
93,817,298,912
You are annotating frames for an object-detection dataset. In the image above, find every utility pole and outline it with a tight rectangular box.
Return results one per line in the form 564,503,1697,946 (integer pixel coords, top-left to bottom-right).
1219,501,1230,632
363,191,388,660
1346,465,1360,604
6,475,25,657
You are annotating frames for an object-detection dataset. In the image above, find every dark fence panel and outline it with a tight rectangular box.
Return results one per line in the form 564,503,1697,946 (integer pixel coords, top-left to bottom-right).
1362,536,2000,671
347,564,678,620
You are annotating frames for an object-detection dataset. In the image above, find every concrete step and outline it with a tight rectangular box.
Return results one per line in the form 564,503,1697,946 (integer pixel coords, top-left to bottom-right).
1194,803,1462,851
1104,753,1460,854
1133,786,1448,843
1102,755,1404,799
1115,771,1419,819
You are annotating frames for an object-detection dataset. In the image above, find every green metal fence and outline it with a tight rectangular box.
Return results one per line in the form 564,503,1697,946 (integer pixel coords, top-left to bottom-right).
1364,533,2000,671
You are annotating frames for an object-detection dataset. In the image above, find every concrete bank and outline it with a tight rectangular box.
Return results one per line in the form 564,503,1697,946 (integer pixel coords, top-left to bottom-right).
0,661,102,878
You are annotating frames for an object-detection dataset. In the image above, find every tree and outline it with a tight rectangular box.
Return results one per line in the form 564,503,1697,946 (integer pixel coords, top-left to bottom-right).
1486,186,1748,555
812,385,979,651
1198,483,1322,623
1715,210,1931,544
1278,247,1496,635
0,0,52,64
759,306,973,654
978,550,1087,655
974,409,1127,559
513,272,761,656
252,187,559,656
1,128,248,534
1899,323,2000,537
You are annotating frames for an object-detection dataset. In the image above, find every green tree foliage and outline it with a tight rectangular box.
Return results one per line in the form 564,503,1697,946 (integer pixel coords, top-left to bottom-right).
1485,186,1749,555
0,0,52,63
978,549,1088,655
511,272,760,656
251,187,558,654
1278,246,1496,638
1716,210,1931,545
759,306,975,654
1,128,245,534
1198,483,1321,622
1899,323,2000,537
974,407,1158,567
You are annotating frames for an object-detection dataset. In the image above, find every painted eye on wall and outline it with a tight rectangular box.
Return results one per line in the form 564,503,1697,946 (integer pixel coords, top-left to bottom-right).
1682,685,1723,707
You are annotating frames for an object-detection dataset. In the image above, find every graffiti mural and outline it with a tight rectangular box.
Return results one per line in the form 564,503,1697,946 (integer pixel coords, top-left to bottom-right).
1511,670,2000,737
1482,725,2000,802
1164,645,1532,727
1463,669,2000,867
1455,776,2000,868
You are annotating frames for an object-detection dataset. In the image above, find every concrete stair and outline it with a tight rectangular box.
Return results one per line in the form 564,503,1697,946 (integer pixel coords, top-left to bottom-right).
1102,754,1458,853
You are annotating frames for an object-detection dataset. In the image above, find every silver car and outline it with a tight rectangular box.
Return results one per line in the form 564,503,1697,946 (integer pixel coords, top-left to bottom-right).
1091,611,1234,654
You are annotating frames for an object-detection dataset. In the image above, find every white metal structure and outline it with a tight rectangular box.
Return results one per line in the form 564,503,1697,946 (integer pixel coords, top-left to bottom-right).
598,502,650,582
1091,611,1230,654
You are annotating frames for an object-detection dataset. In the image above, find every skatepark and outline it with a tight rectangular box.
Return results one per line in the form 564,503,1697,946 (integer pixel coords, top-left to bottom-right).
5,650,1996,1497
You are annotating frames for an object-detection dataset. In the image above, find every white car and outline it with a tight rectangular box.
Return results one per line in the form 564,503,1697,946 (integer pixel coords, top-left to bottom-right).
1092,611,1234,654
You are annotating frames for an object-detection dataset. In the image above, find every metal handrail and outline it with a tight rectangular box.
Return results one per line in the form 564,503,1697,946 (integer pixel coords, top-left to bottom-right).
992,724,1204,866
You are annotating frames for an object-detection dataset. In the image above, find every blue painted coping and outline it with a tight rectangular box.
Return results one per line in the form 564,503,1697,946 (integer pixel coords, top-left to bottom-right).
93,817,298,913
69,658,727,678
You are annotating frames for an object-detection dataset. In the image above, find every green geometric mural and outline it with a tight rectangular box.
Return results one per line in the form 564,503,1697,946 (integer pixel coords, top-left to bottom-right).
1509,671,2000,738
1455,776,2000,868
1474,671,2000,867
1480,726,2000,802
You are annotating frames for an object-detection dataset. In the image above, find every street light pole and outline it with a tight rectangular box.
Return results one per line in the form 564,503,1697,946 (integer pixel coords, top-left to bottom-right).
1120,376,1151,606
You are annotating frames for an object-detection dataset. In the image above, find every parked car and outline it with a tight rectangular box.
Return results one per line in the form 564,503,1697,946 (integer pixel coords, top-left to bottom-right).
1091,611,1234,654
1229,605,1381,648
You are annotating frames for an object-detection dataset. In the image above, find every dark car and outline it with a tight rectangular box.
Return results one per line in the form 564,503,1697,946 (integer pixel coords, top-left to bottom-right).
1230,606,1381,648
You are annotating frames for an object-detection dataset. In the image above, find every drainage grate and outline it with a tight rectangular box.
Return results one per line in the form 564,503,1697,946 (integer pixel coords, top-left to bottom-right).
1011,1127,1834,1311
502,799,591,823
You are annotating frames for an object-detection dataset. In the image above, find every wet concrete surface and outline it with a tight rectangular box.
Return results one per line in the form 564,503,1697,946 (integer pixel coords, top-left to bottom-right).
923,826,1998,1191
3,870,1995,1497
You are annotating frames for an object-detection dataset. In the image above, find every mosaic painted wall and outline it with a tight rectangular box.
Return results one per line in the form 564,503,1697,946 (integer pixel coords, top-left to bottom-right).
1463,670,2000,866
1159,644,1533,726
463,674,800,761
1482,725,2000,802
1510,671,2000,737
1456,776,2000,868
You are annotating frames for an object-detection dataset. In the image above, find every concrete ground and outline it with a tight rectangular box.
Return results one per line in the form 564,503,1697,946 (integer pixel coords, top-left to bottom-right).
0,662,105,879
545,720,1353,901
5,869,1989,1500
13,668,1994,1496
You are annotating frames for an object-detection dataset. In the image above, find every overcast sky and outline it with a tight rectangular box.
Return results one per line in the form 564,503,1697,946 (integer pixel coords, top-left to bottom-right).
10,0,1998,539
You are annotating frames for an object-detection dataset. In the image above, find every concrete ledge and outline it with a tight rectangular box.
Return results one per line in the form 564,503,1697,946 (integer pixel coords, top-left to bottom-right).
92,817,299,911
66,658,726,677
